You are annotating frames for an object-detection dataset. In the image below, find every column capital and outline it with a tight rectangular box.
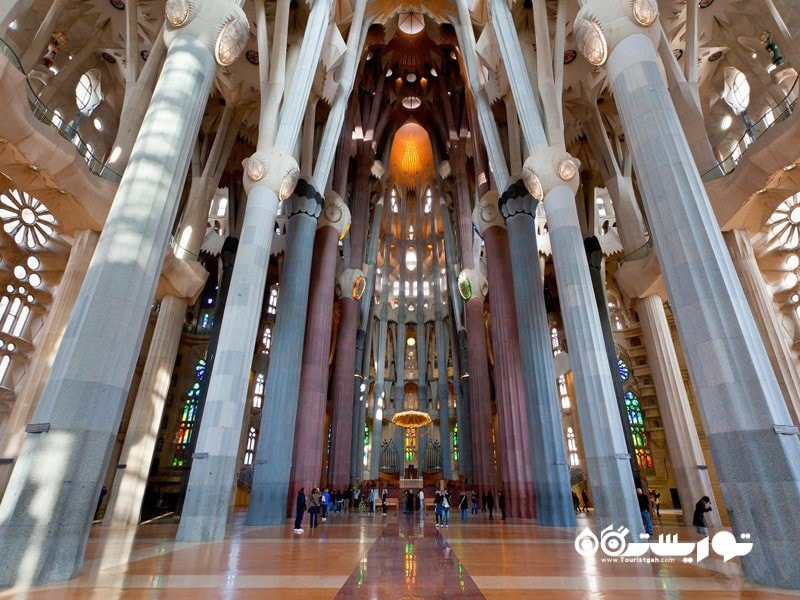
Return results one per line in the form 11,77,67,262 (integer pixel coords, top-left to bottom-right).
499,179,537,220
522,145,580,200
318,190,351,236
287,179,324,219
573,0,659,67
243,147,300,198
164,0,249,66
472,190,505,237
336,268,366,301
457,268,488,302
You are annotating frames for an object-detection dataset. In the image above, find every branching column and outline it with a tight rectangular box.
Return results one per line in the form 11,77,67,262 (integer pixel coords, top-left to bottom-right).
0,1,248,584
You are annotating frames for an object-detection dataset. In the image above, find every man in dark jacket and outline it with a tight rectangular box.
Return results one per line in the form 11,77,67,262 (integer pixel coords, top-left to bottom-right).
294,487,307,533
693,496,713,536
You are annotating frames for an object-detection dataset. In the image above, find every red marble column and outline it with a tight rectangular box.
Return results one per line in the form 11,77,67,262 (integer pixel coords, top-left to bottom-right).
464,293,495,494
483,224,536,520
288,223,340,512
328,276,361,489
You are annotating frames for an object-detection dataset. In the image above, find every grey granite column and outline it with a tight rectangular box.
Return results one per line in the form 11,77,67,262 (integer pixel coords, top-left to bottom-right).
0,0,248,581
500,183,575,527
0,230,98,497
724,229,800,425
433,241,452,480
543,181,642,537
603,26,800,586
246,182,323,525
370,242,390,480
636,294,721,527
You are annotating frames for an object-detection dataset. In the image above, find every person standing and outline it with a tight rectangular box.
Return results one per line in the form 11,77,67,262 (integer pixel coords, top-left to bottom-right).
309,487,322,530
486,490,495,521
418,489,425,518
368,487,378,516
460,492,469,523
693,496,713,536
650,489,661,517
321,489,330,522
581,489,590,513
572,491,581,513
381,489,388,515
434,490,443,526
442,490,451,527
294,487,307,534
498,490,506,520
471,491,478,515
637,487,654,536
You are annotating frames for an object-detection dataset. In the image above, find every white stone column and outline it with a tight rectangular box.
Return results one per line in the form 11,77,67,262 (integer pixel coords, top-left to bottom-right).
724,229,800,425
0,1,248,585
20,0,68,72
637,294,721,527
0,229,98,496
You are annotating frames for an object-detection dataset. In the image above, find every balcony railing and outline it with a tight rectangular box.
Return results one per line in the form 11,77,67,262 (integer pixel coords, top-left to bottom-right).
0,37,122,184
702,73,800,183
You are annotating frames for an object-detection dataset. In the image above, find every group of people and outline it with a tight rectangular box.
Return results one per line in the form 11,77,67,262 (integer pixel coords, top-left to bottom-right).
636,486,714,538
571,489,591,513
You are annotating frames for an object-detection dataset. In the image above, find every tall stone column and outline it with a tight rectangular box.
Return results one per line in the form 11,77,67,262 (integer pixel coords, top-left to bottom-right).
246,183,323,525
500,183,575,527
459,270,495,492
724,229,800,424
524,146,642,536
0,230,98,496
178,0,333,541
328,269,364,489
636,294,721,527
290,192,350,499
0,1,249,584
580,1,800,586
473,192,534,519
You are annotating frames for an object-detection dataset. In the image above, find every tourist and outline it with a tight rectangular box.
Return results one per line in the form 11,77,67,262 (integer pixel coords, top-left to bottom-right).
434,490,443,526
693,496,713,536
459,492,469,522
471,490,478,515
418,489,425,517
368,487,378,516
381,489,388,515
650,489,661,517
486,490,495,520
637,487,654,536
309,487,322,529
572,491,581,513
294,487,307,534
581,489,590,513
442,490,451,527
498,490,506,520
321,488,330,522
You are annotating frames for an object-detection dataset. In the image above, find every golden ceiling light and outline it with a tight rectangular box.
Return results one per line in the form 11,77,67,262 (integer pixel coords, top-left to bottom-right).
392,409,432,429
389,122,434,189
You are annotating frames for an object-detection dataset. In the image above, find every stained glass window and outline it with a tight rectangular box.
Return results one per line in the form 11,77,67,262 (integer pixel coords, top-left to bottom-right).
567,426,579,466
625,390,653,469
404,428,416,462
244,427,257,465
452,423,459,462
618,358,630,381
172,358,206,466
252,373,265,409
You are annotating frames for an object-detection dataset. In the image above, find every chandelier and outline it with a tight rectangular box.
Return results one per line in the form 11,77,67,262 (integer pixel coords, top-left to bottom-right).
391,410,431,429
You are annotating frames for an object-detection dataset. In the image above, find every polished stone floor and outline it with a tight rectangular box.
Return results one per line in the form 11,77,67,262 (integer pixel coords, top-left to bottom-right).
0,508,798,599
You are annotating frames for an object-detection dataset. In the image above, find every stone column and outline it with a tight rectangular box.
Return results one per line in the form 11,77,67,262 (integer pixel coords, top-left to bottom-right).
0,2,248,584
724,229,800,424
178,0,333,541
636,294,721,527
500,183,575,527
433,240,452,480
290,192,350,500
473,192,534,519
246,183,323,525
583,1,800,585
460,269,496,492
524,146,642,536
328,268,364,489
0,230,98,496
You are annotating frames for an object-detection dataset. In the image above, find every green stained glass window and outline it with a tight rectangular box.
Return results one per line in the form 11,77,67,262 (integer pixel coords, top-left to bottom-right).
172,358,206,466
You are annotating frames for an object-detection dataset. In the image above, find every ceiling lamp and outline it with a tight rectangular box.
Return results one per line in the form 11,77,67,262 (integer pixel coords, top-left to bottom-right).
398,12,425,35
392,409,432,429
402,96,421,109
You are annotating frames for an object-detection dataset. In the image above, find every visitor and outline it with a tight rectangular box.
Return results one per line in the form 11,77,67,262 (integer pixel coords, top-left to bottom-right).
637,487,654,536
309,487,322,529
650,489,661,517
498,490,506,520
368,487,378,516
693,496,713,536
481,491,487,512
405,490,414,514
294,487,307,534
572,491,581,513
418,489,425,517
471,490,478,515
442,490,451,527
460,491,469,522
353,487,360,511
321,488,330,521
582,489,590,512
381,489,388,515
486,490,495,521
434,490,443,526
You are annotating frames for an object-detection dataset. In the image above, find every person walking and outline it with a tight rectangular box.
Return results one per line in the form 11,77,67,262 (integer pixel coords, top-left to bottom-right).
471,491,478,515
309,487,322,530
381,489,388,515
460,492,469,523
294,487,307,534
581,489,590,513
434,490,443,526
572,491,581,513
321,489,330,522
486,490,495,521
442,490,451,527
637,487,654,536
693,496,713,536
498,490,506,520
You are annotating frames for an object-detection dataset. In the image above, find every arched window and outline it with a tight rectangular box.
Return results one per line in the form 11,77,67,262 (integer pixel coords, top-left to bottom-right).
261,326,272,354
557,375,570,410
244,427,257,465
625,390,653,469
267,285,279,314
550,326,561,354
567,426,580,466
252,372,265,409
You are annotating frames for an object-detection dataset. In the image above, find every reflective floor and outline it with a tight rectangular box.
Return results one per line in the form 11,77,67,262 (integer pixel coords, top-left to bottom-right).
0,509,798,599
